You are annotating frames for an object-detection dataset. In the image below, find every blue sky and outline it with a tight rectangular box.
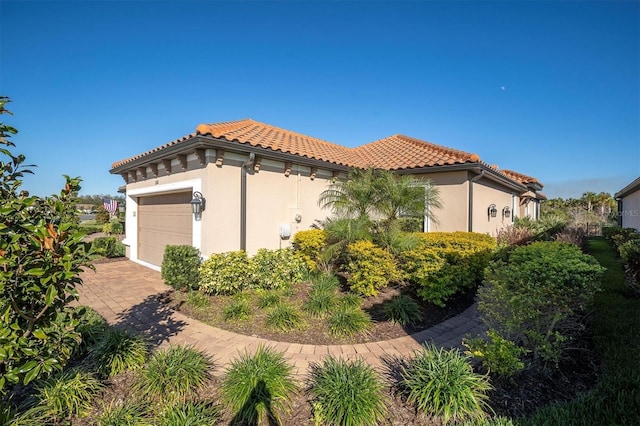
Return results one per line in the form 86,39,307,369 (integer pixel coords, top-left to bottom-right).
1,1,638,199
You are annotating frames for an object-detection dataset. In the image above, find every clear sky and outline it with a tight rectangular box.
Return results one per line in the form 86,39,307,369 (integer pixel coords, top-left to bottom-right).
1,0,638,199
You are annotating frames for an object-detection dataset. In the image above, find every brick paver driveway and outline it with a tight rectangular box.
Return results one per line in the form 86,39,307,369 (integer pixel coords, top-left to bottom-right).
78,259,485,378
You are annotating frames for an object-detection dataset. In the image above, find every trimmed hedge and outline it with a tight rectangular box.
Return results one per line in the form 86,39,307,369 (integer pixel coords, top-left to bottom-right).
399,232,496,307
292,229,327,271
344,240,401,296
161,245,201,291
91,237,125,258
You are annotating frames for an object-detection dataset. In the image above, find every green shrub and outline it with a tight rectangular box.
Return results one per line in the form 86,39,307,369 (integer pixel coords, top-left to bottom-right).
345,240,401,296
157,401,220,426
256,290,283,309
161,245,202,291
109,220,123,235
223,298,252,322
136,345,212,403
400,344,492,425
304,288,338,318
339,293,363,309
248,248,307,291
96,400,148,426
311,273,340,293
383,295,422,326
35,369,104,421
265,302,305,331
619,238,640,290
308,356,387,426
95,206,111,224
464,329,527,377
90,328,147,377
199,251,250,295
327,306,372,338
221,345,297,425
478,241,605,367
397,217,423,232
92,236,126,258
293,229,328,271
79,223,103,235
496,225,536,247
399,232,496,307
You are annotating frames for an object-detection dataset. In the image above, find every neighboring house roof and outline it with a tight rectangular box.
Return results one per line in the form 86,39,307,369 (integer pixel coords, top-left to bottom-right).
615,177,640,199
110,118,541,190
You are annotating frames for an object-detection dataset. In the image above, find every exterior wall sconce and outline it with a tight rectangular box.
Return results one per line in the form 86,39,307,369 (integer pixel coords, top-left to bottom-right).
118,204,125,214
488,204,498,219
502,206,511,219
294,213,302,223
190,191,206,216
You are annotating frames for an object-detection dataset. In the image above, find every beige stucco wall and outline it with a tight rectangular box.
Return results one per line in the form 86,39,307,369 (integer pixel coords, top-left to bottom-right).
472,178,515,235
414,170,470,232
621,189,640,231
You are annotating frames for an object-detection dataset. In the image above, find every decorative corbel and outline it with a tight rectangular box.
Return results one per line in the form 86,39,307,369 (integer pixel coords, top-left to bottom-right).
162,159,172,174
284,162,292,177
128,170,137,182
177,154,188,170
215,149,224,167
310,167,317,181
195,149,206,166
149,163,159,178
138,167,147,179
253,157,261,173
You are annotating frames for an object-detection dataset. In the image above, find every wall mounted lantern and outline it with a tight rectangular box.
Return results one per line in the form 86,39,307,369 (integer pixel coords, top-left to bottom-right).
502,206,511,219
190,191,206,216
118,204,125,214
488,204,498,219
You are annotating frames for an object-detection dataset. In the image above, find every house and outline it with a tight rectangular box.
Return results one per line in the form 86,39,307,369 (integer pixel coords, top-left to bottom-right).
110,119,545,270
615,177,640,231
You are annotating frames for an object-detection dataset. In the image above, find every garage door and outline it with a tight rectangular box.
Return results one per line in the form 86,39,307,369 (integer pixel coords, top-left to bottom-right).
138,192,193,267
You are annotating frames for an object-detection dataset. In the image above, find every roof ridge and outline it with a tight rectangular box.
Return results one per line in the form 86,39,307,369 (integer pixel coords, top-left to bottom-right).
390,134,480,160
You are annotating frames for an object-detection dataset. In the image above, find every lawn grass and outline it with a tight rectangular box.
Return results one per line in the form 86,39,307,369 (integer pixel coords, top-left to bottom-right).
520,237,640,425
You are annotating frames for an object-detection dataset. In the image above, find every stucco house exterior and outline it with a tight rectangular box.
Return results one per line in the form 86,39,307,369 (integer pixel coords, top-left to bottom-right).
110,119,545,270
615,177,640,231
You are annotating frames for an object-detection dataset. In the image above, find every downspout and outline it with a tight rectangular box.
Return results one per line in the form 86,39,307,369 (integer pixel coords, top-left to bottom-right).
468,169,485,232
240,153,255,251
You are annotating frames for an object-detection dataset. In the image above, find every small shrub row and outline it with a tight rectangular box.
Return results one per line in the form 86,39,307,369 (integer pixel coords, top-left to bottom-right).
161,245,202,291
345,240,402,296
91,236,125,258
199,248,307,295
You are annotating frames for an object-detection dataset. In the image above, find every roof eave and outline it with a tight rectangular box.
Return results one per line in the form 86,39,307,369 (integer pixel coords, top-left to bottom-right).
615,177,640,199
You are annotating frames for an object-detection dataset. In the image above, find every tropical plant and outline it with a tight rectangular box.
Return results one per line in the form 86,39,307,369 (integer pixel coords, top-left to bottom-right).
304,288,338,318
400,344,492,424
221,345,297,425
90,327,147,377
136,345,212,403
256,290,283,309
223,298,252,322
265,302,305,331
308,356,387,426
319,168,380,219
96,400,148,426
0,97,93,392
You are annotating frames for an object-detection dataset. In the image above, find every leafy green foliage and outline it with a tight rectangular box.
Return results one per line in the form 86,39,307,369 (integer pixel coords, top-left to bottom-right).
161,245,202,291
256,290,282,309
223,298,252,322
221,345,297,425
307,356,387,426
157,401,220,426
618,237,640,292
0,98,93,392
96,400,148,426
136,345,212,403
293,229,328,271
186,291,210,310
90,328,147,377
383,295,422,326
345,240,401,296
400,344,492,425
464,330,527,378
34,368,104,421
399,232,496,307
91,236,125,258
74,306,108,351
248,248,307,291
327,306,372,338
304,287,338,318
478,241,604,367
265,302,305,331
199,251,250,295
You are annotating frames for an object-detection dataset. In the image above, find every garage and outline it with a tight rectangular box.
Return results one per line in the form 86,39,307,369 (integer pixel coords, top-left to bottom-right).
137,191,193,267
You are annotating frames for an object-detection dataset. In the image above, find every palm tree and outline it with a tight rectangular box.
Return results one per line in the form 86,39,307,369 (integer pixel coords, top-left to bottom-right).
374,171,441,224
318,168,379,219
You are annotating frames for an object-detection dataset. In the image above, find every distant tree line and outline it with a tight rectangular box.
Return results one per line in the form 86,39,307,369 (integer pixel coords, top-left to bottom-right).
541,191,617,225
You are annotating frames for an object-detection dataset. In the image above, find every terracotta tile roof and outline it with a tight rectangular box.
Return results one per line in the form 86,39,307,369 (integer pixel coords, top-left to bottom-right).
501,169,540,185
195,119,358,166
111,133,197,168
354,134,480,170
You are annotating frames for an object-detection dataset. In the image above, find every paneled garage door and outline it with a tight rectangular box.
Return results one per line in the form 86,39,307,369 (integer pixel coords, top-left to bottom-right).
137,192,193,267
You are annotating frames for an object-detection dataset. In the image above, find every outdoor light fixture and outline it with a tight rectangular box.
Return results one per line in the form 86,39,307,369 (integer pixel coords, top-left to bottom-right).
118,204,125,214
488,204,498,218
190,191,206,215
502,206,511,219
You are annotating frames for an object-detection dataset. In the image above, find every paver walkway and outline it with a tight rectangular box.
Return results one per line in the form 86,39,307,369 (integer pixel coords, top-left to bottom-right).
78,259,486,378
